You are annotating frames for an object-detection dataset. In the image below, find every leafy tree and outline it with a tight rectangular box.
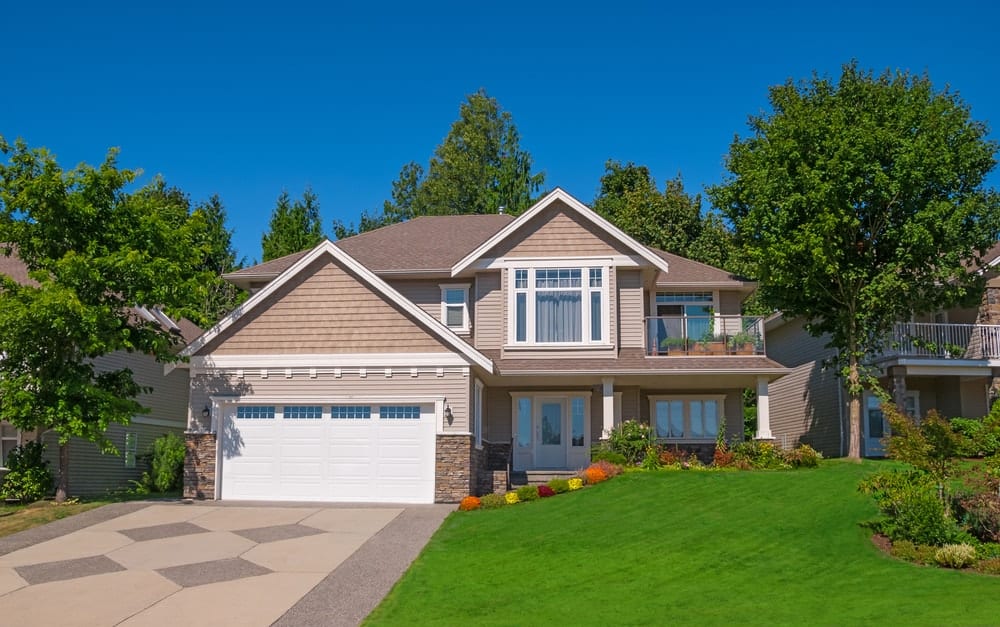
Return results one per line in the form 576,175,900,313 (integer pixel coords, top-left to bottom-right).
334,89,545,237
188,194,245,324
709,62,1000,459
0,138,212,500
261,187,324,260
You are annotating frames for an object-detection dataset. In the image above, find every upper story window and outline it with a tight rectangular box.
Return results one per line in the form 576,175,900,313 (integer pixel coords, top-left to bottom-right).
440,284,470,334
510,266,608,345
654,292,715,340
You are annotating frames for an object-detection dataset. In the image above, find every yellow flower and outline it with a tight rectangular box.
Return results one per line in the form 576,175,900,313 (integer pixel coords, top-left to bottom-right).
505,491,520,504
568,478,584,491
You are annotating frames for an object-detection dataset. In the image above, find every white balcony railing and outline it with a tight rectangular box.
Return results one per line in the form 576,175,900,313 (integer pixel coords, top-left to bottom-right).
645,315,765,356
885,322,1000,359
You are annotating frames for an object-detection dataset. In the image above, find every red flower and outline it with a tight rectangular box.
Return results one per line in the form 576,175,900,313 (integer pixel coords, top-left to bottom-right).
538,485,555,498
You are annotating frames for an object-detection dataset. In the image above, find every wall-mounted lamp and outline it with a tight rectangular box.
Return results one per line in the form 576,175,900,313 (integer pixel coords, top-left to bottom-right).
201,405,211,421
444,405,454,425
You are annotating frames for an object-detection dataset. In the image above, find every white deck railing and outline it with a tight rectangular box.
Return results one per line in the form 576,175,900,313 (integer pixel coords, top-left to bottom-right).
885,322,1000,359
644,315,765,356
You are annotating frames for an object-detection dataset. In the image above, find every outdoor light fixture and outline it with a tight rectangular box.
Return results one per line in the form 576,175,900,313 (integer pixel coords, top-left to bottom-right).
201,405,211,420
444,405,454,425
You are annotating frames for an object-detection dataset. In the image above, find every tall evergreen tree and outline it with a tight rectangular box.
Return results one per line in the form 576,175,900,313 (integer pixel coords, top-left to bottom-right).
261,187,324,260
189,194,244,324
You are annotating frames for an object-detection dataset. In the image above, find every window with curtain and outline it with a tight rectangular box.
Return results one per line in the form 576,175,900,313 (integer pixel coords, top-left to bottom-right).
651,397,721,440
512,267,606,344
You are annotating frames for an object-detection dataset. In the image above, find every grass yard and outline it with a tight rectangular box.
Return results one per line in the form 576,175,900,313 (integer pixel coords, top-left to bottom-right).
367,461,1000,626
0,490,181,538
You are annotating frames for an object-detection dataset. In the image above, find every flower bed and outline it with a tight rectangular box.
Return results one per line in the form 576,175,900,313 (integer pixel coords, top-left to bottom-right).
457,462,621,511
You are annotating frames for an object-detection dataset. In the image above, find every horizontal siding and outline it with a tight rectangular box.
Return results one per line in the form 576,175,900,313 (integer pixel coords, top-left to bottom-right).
766,321,834,368
203,256,452,355
40,422,183,497
488,201,635,258
389,279,442,322
475,272,503,349
618,269,643,348
485,386,512,442
93,352,189,426
189,369,470,434
718,291,743,316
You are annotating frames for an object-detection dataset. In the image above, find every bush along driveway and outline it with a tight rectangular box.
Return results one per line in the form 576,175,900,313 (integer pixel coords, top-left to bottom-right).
367,462,1000,626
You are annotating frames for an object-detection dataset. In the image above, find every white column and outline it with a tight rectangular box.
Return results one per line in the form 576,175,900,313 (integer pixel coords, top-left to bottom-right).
756,376,773,440
602,377,615,438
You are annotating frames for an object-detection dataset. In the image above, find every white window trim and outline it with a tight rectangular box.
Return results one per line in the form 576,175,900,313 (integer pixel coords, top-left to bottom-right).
506,263,611,347
440,283,471,334
473,379,484,449
648,394,726,441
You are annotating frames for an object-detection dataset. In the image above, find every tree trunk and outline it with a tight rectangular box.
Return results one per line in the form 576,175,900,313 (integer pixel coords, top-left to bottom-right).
847,355,862,460
56,442,69,502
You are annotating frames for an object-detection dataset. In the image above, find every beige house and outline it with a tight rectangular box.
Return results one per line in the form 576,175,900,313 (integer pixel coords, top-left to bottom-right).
0,254,196,495
768,244,1000,457
180,189,788,503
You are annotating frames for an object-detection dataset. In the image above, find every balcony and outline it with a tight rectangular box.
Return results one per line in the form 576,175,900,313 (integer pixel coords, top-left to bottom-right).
883,322,1000,360
645,315,765,356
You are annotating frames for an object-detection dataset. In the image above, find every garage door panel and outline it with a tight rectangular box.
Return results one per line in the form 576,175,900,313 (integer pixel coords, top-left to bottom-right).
221,402,436,503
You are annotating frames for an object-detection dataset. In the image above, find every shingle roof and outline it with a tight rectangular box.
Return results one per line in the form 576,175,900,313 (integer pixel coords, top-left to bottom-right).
651,248,750,287
480,348,787,375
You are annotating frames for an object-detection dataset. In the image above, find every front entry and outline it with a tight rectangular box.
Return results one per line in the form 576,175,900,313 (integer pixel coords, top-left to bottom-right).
512,392,591,471
536,399,567,468
863,391,920,457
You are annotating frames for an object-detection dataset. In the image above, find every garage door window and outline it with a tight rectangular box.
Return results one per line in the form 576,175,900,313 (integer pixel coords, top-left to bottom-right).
284,406,322,419
331,405,372,419
237,406,275,419
380,405,421,420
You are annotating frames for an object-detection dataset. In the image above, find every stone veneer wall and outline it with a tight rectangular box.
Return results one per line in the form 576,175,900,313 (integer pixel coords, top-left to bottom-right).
476,440,511,495
184,432,217,499
436,434,477,502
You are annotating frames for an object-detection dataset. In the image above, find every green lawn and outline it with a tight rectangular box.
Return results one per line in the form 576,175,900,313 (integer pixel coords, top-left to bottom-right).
367,461,1000,626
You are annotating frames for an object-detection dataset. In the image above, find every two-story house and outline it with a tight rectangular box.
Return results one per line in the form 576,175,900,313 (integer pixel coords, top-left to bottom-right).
180,189,789,503
767,243,1000,457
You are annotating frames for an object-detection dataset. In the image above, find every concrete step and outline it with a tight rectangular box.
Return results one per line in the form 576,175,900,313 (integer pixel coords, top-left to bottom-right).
509,470,579,487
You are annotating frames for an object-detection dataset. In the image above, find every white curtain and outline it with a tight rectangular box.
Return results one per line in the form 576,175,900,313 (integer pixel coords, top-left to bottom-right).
535,292,581,342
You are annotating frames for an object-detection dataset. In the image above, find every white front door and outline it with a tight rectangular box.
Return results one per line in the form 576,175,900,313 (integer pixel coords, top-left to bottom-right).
535,399,567,468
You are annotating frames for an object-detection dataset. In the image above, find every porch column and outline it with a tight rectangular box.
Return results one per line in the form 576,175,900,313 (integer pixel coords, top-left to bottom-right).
602,377,615,437
755,376,773,440
890,367,907,414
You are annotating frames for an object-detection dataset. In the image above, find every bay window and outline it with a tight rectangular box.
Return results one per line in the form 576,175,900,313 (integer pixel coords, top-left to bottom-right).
510,266,608,345
650,396,724,440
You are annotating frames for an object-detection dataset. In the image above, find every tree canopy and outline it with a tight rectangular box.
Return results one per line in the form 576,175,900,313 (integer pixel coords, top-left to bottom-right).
334,89,544,238
261,187,324,260
0,138,219,498
708,62,1000,458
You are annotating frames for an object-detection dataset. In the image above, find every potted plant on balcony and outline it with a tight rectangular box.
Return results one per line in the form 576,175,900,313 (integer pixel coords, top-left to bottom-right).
658,336,689,355
696,324,727,355
727,331,758,355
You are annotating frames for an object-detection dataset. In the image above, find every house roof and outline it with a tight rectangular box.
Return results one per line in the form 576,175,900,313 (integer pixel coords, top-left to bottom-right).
223,214,516,288
182,240,495,372
651,248,753,289
481,348,787,376
0,251,38,287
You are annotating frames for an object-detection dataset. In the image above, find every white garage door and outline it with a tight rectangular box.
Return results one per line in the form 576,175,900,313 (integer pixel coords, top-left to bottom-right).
220,403,436,503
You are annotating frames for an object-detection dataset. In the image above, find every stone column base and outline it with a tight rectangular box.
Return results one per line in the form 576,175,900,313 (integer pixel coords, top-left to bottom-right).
184,432,217,500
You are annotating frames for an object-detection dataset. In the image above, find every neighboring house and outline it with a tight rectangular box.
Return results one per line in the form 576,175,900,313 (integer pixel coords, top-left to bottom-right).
768,243,1000,457
179,189,789,504
0,254,197,495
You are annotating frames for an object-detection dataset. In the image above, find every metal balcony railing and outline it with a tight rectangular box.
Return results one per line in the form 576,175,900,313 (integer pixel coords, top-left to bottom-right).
644,315,765,356
884,322,1000,359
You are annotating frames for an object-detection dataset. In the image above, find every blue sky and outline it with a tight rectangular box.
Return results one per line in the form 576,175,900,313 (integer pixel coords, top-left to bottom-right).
3,1,998,263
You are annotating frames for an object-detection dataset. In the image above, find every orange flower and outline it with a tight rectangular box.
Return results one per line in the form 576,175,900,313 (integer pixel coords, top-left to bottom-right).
583,466,607,485
459,495,481,511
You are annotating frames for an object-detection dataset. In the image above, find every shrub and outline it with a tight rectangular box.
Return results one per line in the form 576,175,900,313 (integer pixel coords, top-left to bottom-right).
591,449,627,466
859,470,963,545
567,478,583,491
504,491,520,505
591,459,623,478
480,493,507,509
537,485,555,498
458,496,480,511
547,478,570,494
890,540,938,565
974,557,1000,575
641,446,661,470
147,432,186,492
605,420,651,465
732,440,788,469
712,441,736,468
934,543,977,568
1,441,54,502
583,466,607,485
516,485,539,502
784,444,823,468
884,405,962,487
954,492,1000,543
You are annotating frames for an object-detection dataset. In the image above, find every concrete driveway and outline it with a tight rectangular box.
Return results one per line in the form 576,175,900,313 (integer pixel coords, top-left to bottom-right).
0,501,451,627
